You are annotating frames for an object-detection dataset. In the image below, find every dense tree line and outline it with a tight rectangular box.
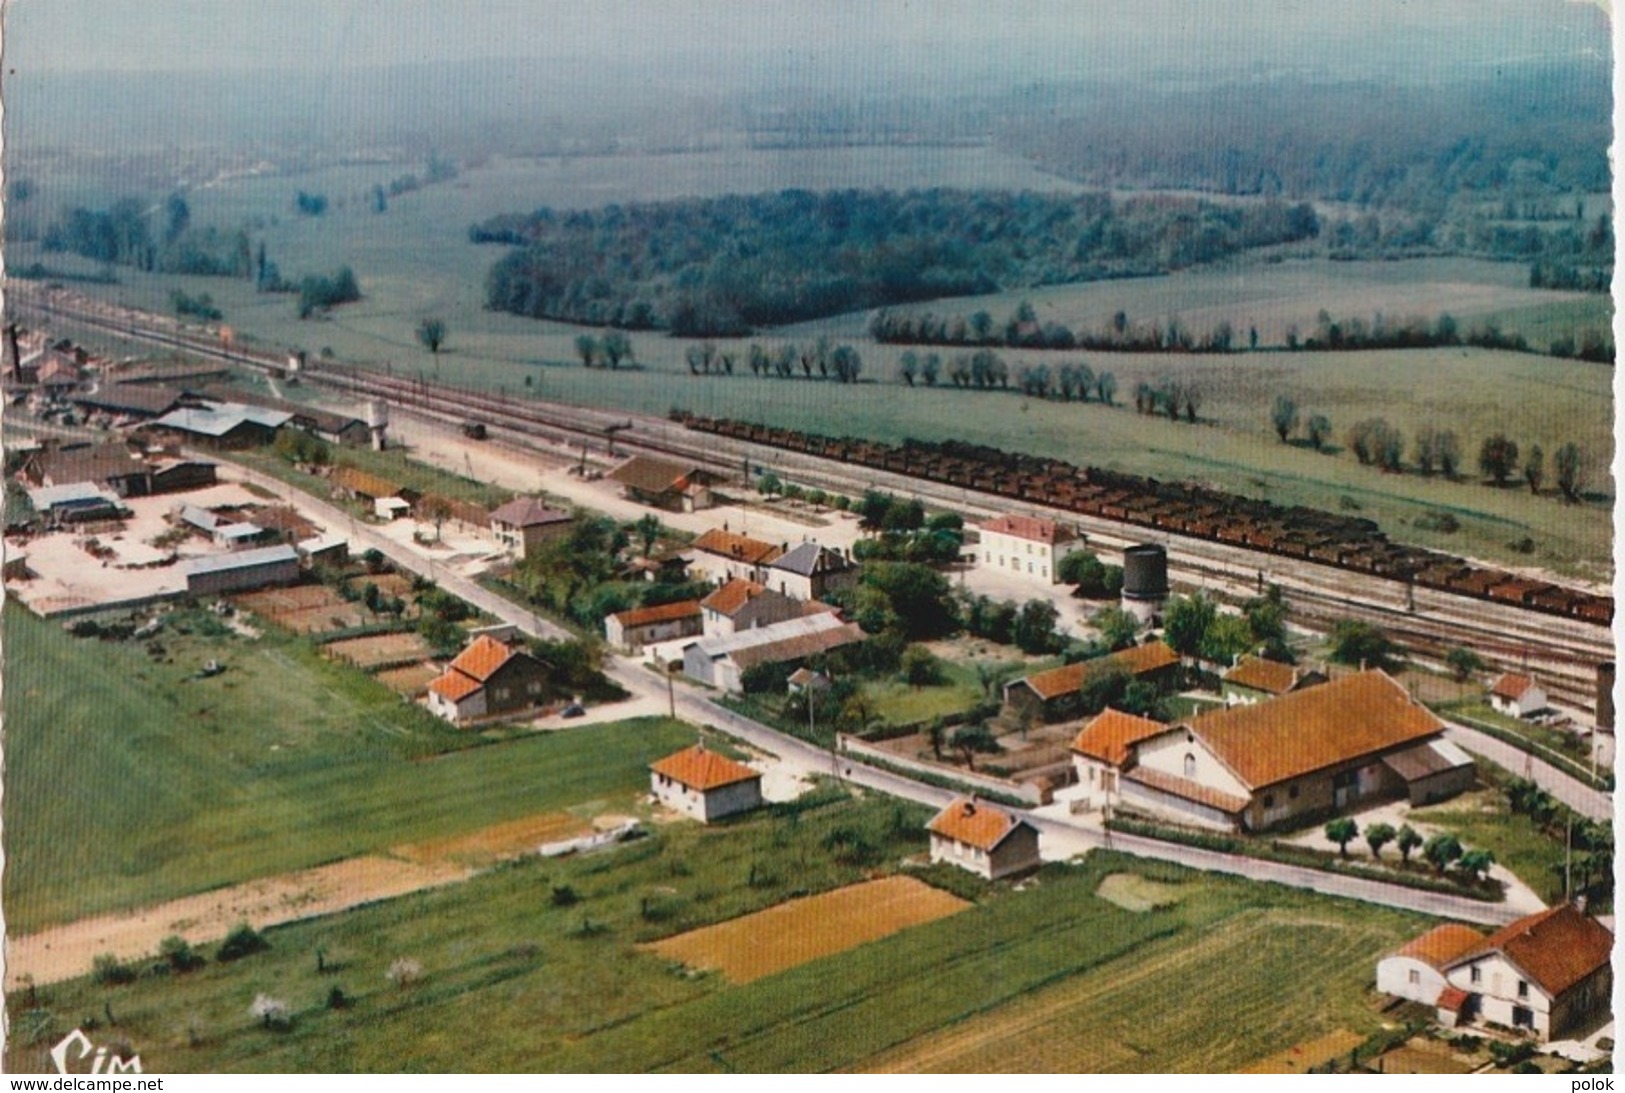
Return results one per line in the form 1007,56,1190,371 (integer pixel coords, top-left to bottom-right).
1284,309,1613,363
296,266,362,319
41,193,253,279
476,189,1320,336
872,300,1245,354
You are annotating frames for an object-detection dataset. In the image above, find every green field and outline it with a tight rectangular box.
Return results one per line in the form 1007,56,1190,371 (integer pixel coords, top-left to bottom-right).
14,150,1613,578
2,603,693,931
3,831,1432,1073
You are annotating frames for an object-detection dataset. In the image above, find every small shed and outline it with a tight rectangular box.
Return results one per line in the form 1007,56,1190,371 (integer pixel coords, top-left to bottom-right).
1489,673,1547,719
926,797,1042,880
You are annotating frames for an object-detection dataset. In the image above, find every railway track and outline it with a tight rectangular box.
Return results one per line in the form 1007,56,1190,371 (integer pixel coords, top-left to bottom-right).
12,286,1613,711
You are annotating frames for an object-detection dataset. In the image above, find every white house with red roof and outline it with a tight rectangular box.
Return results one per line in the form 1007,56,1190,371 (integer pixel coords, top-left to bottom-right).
1489,672,1548,719
604,599,703,652
1375,923,1487,1006
926,797,1041,880
700,577,802,637
1433,904,1612,1041
976,513,1080,585
649,744,763,822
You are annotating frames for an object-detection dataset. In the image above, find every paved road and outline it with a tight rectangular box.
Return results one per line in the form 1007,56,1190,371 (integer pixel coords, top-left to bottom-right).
1443,721,1611,821
222,460,1547,928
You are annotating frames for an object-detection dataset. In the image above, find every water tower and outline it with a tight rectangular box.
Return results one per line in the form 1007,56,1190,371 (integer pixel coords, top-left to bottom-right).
1120,543,1169,626
365,399,389,451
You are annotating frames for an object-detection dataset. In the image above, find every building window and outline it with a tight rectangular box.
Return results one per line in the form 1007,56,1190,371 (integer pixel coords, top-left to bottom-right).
1470,966,1481,985
1517,980,1529,999
1408,969,1421,986
1263,794,1275,808
1289,785,1299,800
1183,753,1196,778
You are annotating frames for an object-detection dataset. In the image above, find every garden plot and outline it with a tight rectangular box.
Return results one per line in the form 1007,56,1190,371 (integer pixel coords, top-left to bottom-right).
232,583,365,633
643,875,968,984
323,630,433,671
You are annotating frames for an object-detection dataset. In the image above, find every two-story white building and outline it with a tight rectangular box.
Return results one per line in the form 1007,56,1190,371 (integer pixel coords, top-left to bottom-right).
976,514,1079,586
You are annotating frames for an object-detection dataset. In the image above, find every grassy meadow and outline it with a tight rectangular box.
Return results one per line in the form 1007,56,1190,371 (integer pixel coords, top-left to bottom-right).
4,833,1433,1073
13,150,1613,578
1,603,694,931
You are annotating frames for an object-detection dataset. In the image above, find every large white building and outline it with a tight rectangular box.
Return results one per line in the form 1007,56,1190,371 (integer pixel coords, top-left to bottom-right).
976,514,1079,586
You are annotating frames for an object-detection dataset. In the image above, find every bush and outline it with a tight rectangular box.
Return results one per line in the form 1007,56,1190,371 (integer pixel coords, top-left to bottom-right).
550,884,580,907
159,935,203,973
92,953,137,986
325,985,349,1010
216,922,269,962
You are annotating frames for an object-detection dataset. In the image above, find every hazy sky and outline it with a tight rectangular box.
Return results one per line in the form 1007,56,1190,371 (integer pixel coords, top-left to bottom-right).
3,0,1610,78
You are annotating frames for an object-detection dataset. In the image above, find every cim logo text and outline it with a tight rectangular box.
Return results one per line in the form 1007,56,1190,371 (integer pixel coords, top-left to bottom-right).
50,1029,142,1074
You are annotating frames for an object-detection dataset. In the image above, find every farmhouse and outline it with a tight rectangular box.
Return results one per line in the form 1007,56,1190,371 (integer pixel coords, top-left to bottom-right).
649,744,763,822
426,635,552,725
1003,641,1182,723
1430,905,1612,1042
1376,924,1487,1007
689,527,785,584
609,455,720,512
682,612,863,693
1069,707,1167,810
488,497,572,558
1489,673,1547,719
181,544,301,597
1086,670,1474,831
700,578,802,637
977,513,1079,585
766,541,856,601
1221,656,1327,706
926,797,1042,880
604,599,704,652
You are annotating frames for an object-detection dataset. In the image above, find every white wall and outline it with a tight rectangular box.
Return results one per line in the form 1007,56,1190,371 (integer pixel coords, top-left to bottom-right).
1376,956,1451,1006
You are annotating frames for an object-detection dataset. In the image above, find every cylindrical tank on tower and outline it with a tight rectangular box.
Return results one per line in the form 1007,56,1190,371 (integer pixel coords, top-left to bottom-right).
1120,543,1169,626
365,399,389,429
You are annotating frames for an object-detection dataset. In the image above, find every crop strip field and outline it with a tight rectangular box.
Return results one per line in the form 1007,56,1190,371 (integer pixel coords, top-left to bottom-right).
642,875,969,984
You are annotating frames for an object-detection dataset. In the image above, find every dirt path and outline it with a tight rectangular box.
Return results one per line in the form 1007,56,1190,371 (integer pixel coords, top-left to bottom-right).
5,809,610,988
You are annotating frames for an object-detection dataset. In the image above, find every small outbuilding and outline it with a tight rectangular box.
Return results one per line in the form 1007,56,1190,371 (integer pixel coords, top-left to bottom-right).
649,744,763,823
604,599,704,652
926,797,1041,880
1375,924,1487,1006
1489,673,1548,719
181,544,301,596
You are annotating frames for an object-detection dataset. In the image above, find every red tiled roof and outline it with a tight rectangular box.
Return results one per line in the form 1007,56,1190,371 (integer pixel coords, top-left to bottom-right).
650,744,761,791
1017,642,1180,701
1435,986,1471,1013
701,577,767,616
979,514,1076,545
1071,708,1168,766
1186,670,1443,790
428,671,482,702
1122,766,1250,815
1394,924,1486,969
447,635,517,682
612,600,703,628
927,797,1031,852
1223,656,1301,696
693,529,782,566
1490,673,1538,701
1454,904,1613,999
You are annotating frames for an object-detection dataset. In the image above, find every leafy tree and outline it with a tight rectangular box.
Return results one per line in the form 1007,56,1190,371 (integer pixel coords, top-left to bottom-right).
1271,394,1299,442
1554,442,1585,502
1364,821,1396,859
218,922,269,962
1396,824,1423,864
1478,433,1519,486
1243,584,1290,659
1095,371,1117,406
1413,425,1438,475
1523,443,1544,494
901,645,943,688
634,513,662,557
1445,646,1483,683
1306,413,1331,451
898,350,919,387
1200,612,1256,665
1329,619,1397,670
1162,593,1216,657
1457,848,1495,881
415,318,447,356
1423,832,1464,874
1013,599,1061,655
862,562,958,640
575,333,601,368
1436,429,1462,478
1324,817,1359,857
1092,606,1139,651
600,329,634,368
950,723,1001,771
756,472,783,500
163,190,191,243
